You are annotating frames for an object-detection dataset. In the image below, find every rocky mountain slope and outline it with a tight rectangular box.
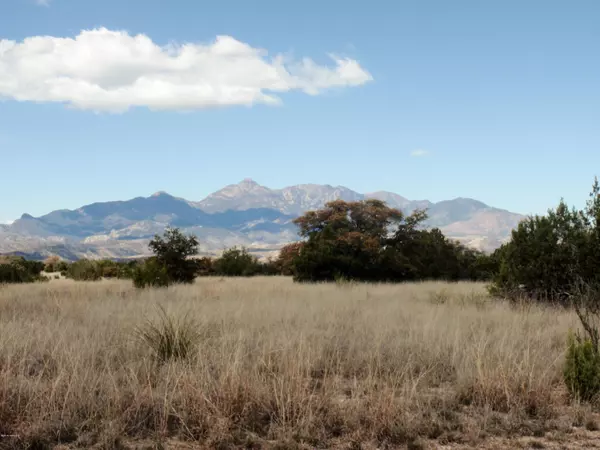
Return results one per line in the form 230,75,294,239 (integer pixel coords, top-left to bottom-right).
0,179,524,260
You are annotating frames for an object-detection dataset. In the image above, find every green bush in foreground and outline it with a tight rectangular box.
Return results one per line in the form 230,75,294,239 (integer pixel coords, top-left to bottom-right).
564,332,600,402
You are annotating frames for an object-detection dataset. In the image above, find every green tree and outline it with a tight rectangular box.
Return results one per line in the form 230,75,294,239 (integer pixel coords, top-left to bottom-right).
292,200,402,281
147,227,200,284
491,178,600,302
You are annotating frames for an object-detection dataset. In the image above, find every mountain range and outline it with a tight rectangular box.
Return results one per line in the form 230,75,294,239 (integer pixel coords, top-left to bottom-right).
0,179,524,260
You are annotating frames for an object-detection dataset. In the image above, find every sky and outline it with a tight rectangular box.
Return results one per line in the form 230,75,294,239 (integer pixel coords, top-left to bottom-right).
0,0,599,223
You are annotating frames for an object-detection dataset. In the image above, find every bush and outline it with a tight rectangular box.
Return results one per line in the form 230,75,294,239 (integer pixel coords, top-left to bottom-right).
134,305,199,362
564,332,600,402
213,246,261,276
66,260,102,281
0,257,45,284
132,258,170,288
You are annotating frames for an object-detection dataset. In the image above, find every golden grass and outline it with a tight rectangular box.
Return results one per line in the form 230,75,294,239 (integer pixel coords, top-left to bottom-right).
0,278,595,449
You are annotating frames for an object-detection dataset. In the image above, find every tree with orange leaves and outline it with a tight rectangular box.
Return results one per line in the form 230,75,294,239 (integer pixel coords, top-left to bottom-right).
286,199,491,282
290,199,428,282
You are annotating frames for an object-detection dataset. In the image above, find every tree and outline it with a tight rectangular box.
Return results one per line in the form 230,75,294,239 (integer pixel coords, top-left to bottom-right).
291,200,438,282
491,179,600,302
147,227,199,284
44,255,61,273
276,242,304,276
291,200,402,281
287,199,495,283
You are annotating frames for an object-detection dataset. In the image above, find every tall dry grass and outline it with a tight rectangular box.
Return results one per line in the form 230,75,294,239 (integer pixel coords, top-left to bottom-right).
0,278,590,449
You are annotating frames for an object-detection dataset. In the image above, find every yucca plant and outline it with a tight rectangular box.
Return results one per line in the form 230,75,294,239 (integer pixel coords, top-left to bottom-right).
135,305,200,363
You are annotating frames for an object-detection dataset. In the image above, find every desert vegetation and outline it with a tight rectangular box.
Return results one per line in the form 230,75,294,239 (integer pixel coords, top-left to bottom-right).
3,179,600,447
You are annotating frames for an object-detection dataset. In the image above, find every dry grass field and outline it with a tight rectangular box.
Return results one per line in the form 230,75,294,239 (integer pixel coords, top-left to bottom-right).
1,277,600,449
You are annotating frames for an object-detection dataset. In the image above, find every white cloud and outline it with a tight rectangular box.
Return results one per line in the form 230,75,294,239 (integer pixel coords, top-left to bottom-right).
0,28,372,112
35,0,51,6
410,149,430,157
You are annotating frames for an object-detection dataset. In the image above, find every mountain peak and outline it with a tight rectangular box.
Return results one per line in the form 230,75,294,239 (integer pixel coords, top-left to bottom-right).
239,178,259,186
151,191,170,197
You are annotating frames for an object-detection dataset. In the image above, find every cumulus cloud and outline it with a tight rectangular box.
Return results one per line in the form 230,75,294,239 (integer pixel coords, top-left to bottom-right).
410,149,430,157
0,28,372,112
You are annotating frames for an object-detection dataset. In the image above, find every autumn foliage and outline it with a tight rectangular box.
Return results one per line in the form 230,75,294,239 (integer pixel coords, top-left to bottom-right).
284,199,492,282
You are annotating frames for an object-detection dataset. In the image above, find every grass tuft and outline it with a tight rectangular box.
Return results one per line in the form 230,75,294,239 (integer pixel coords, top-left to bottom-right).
134,304,200,362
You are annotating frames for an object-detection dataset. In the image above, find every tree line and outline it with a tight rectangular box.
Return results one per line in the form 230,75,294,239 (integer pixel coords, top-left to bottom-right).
4,177,600,300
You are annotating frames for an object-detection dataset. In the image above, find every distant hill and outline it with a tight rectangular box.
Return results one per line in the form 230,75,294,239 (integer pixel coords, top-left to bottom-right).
0,179,524,260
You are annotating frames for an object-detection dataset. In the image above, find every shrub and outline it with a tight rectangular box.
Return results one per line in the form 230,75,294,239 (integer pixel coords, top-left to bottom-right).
213,246,261,276
0,257,45,284
66,260,102,281
563,332,600,402
134,305,199,362
132,258,170,288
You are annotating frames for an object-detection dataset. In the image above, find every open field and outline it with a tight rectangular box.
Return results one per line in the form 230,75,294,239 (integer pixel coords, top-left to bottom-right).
1,278,599,449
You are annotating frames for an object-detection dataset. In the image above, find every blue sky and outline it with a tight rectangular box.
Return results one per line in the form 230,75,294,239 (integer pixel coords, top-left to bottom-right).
0,0,599,223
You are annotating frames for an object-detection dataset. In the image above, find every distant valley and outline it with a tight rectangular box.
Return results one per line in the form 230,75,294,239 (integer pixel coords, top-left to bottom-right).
0,179,524,260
